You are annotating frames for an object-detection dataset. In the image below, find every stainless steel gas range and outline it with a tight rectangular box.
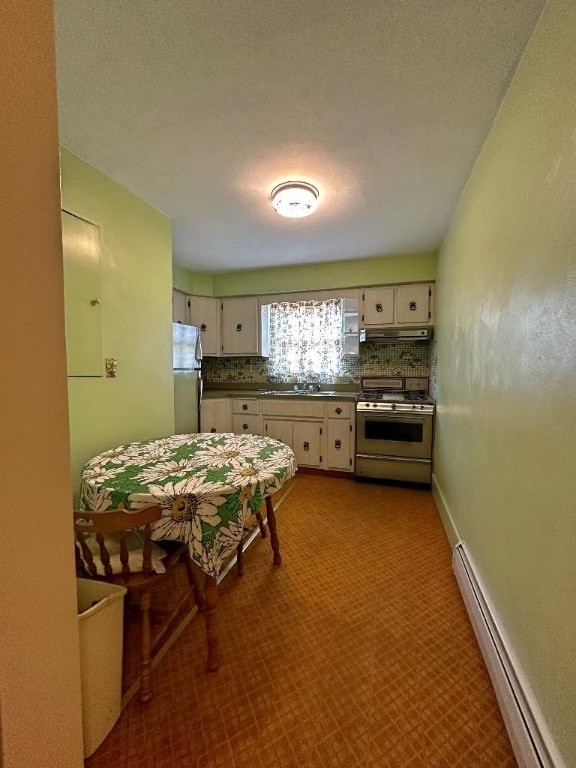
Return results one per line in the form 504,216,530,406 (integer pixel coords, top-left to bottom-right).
355,376,435,486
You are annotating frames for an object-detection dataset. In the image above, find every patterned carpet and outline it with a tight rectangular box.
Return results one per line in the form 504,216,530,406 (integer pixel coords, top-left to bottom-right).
86,474,517,768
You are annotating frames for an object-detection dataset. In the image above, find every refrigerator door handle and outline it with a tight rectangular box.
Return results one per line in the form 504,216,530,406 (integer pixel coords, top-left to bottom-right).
195,328,203,361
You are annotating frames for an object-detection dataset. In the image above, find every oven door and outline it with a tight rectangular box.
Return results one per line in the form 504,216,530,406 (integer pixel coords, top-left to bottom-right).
356,410,433,460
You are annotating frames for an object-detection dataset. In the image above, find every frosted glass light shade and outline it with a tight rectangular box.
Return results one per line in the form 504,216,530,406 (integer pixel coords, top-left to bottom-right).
271,181,319,218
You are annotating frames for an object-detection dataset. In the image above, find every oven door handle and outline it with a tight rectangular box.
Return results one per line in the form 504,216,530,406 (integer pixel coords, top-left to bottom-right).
356,453,431,464
356,413,429,422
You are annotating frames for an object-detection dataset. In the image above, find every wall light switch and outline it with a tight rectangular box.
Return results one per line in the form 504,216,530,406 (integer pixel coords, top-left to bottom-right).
105,358,117,378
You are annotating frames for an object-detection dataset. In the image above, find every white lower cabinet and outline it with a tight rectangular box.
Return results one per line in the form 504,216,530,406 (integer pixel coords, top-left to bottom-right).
292,421,323,468
263,418,323,468
326,419,354,471
202,395,355,471
262,399,324,468
200,398,231,433
325,401,354,472
264,418,293,447
261,398,354,472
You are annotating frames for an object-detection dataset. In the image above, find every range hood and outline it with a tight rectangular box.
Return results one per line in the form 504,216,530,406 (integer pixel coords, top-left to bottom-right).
359,327,433,343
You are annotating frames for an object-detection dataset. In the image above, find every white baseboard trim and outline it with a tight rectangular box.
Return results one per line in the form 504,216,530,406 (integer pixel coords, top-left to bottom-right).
452,542,565,768
431,472,460,548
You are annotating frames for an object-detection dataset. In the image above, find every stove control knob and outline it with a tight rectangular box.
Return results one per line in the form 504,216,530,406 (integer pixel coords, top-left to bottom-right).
420,405,424,410
372,403,377,408
391,403,397,410
412,404,417,409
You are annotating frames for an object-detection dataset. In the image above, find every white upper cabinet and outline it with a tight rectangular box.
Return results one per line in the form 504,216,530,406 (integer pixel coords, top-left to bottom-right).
172,290,188,324
394,283,434,325
361,286,395,325
361,283,434,327
188,296,221,356
221,297,270,356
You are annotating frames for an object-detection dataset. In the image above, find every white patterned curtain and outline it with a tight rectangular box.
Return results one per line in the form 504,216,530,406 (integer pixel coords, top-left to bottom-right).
268,299,343,381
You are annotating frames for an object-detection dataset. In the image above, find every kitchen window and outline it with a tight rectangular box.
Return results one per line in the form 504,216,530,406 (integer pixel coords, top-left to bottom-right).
268,298,343,380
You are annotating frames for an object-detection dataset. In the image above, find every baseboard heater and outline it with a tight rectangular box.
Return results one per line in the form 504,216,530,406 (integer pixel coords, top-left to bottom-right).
452,543,562,768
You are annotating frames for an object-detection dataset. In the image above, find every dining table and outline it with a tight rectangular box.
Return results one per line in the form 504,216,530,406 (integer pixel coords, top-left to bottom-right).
79,431,298,670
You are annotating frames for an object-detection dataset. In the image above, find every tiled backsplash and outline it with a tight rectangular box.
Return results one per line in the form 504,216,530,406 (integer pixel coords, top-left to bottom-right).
202,340,431,387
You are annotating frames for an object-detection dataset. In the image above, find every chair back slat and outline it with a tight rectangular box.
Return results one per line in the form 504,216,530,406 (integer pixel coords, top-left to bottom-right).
76,530,99,577
96,532,114,578
74,505,163,581
117,531,131,579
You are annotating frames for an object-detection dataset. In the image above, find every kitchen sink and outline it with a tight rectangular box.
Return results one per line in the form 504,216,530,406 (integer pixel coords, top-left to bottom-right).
260,389,338,397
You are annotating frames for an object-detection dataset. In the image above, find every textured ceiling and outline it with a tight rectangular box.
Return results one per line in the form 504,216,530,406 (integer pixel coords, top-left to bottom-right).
54,0,545,273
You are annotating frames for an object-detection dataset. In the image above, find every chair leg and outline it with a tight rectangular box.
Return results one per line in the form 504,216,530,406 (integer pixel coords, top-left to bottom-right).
139,588,153,703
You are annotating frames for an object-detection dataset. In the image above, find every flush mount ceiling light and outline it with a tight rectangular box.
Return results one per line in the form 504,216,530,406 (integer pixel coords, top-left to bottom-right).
271,181,319,218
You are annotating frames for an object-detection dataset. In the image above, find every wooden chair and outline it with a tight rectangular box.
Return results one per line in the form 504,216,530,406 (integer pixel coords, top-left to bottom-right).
74,505,205,703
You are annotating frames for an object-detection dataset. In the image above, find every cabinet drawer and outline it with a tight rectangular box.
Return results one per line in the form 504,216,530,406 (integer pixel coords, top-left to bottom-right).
326,401,352,419
261,400,324,418
232,414,261,435
232,398,260,415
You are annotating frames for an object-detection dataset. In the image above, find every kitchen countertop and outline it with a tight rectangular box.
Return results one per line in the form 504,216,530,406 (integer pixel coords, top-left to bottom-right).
203,386,358,401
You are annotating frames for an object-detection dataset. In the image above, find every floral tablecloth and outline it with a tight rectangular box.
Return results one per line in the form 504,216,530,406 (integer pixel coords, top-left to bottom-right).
80,432,297,578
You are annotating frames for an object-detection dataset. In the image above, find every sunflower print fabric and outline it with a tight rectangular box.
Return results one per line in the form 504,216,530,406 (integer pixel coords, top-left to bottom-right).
80,433,297,578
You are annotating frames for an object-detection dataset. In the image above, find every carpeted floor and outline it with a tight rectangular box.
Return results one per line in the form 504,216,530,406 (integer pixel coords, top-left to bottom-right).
86,474,518,768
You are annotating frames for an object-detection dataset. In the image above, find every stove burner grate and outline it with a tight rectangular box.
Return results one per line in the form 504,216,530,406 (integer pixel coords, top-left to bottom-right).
358,391,432,404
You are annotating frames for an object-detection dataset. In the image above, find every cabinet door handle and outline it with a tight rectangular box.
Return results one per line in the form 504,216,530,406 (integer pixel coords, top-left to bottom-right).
335,407,342,415
200,323,207,332
210,427,217,433
236,323,242,332
335,439,342,449
375,303,383,312
242,403,248,410
303,441,310,451
409,301,417,311
243,423,249,430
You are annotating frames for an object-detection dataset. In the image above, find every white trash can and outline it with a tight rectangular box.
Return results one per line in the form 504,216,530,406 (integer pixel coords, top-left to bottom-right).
77,578,127,758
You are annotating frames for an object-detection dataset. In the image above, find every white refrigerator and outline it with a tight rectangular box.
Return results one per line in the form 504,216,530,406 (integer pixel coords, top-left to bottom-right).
173,323,203,434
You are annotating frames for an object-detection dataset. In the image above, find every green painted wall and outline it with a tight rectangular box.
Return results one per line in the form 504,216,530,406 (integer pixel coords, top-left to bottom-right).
434,0,575,763
173,264,214,296
61,148,175,498
173,251,436,297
